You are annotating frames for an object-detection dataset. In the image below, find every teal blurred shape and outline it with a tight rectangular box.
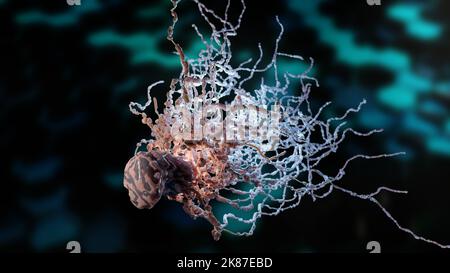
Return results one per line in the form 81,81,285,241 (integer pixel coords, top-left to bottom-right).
81,211,125,253
31,212,80,251
12,157,62,184
103,171,123,190
87,30,178,66
357,106,393,129
427,137,450,156
378,86,417,110
289,0,410,70
20,188,68,215
404,113,438,136
0,217,25,245
137,4,166,19
445,119,450,134
386,139,414,160
287,0,441,112
436,81,450,95
388,3,442,41
88,29,206,67
420,100,447,117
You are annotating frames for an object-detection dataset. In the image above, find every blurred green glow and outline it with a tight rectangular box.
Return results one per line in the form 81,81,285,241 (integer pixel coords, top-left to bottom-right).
388,4,442,41
16,0,100,27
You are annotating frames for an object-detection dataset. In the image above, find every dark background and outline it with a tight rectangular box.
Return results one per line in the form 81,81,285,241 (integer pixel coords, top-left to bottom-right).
2,0,450,252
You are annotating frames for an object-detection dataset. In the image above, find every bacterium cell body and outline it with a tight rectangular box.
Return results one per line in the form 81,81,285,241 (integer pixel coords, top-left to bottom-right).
123,0,449,248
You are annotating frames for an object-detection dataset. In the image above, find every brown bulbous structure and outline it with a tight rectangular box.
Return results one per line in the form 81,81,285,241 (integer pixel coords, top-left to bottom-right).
123,150,194,209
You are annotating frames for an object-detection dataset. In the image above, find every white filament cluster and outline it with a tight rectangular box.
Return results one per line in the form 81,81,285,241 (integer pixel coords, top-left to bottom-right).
129,0,449,248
